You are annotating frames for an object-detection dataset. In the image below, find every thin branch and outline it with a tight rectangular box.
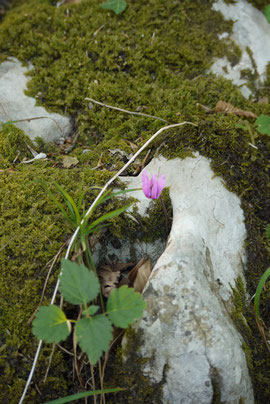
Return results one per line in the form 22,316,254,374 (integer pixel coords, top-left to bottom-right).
19,120,197,404
99,359,105,404
43,344,56,383
0,115,62,133
85,97,169,123
90,365,97,404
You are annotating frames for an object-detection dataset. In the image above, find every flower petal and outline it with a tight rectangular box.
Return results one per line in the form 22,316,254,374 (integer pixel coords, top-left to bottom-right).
142,172,165,199
156,175,166,197
151,179,159,199
142,171,151,198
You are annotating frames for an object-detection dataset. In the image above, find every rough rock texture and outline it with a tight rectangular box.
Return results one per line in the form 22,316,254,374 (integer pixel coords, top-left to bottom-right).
0,57,73,142
211,0,270,98
121,155,254,404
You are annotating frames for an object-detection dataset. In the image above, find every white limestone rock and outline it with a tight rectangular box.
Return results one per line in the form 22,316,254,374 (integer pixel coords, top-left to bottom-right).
120,155,254,404
211,0,270,98
0,57,73,142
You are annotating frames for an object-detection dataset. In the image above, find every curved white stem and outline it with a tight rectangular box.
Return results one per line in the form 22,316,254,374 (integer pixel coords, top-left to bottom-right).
18,121,197,403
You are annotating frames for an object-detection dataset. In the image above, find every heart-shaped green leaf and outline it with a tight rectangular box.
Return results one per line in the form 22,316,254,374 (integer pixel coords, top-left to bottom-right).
75,315,113,365
32,305,71,343
255,115,270,136
107,285,146,328
100,0,127,15
59,259,100,305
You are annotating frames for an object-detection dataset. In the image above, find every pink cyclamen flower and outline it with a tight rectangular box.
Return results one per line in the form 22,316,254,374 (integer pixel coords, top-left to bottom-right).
142,170,166,199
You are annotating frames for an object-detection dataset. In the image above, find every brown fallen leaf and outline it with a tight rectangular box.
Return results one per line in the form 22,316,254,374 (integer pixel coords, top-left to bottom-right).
110,262,134,272
98,266,121,298
133,259,152,293
215,100,257,119
98,258,152,296
62,155,79,168
128,258,152,293
125,257,146,286
98,262,134,296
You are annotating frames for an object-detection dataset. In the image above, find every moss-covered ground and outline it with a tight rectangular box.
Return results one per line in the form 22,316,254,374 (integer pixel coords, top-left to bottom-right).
0,0,269,402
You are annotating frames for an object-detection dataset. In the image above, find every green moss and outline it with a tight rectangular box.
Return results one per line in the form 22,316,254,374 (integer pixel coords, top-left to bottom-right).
231,277,270,403
246,0,270,10
0,123,35,166
0,162,136,402
259,62,270,100
105,328,164,404
139,187,173,243
0,0,236,142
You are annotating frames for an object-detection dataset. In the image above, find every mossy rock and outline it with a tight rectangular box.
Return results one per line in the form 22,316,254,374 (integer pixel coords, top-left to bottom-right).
0,0,269,402
0,123,34,167
246,0,270,10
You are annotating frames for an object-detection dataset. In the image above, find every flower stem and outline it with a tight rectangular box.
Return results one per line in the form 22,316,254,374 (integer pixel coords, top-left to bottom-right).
159,195,171,230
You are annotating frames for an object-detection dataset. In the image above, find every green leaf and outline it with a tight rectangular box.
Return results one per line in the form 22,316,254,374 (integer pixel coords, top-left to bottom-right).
84,222,111,237
32,305,71,343
100,0,127,15
235,123,248,131
87,204,132,232
44,388,124,404
107,285,146,328
255,115,270,136
54,182,82,227
59,259,100,305
82,188,138,227
264,5,270,23
75,315,113,364
101,188,141,203
266,224,270,239
82,305,100,316
35,178,73,226
254,267,270,320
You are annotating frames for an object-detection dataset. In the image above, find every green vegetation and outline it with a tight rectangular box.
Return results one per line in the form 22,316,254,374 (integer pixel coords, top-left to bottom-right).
264,5,270,22
256,115,270,135
100,0,127,15
0,123,34,165
33,259,145,364
246,0,270,10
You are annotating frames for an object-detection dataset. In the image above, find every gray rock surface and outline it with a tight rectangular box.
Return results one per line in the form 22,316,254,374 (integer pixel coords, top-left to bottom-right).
0,57,73,142
120,155,254,404
211,0,270,98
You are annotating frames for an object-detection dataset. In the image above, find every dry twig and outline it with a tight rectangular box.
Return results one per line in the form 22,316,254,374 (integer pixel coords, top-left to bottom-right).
85,97,169,123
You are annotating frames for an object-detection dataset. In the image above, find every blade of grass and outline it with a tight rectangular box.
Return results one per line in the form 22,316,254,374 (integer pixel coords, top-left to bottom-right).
44,387,124,404
78,188,86,212
254,267,270,320
83,189,112,222
54,182,81,226
82,188,140,234
84,222,111,236
101,188,141,203
36,178,73,225
86,204,132,231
